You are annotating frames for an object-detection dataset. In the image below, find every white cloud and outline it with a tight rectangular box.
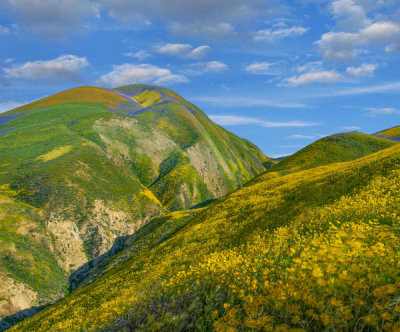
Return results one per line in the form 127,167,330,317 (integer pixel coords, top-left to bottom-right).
186,61,228,75
365,107,399,116
0,0,99,39
189,46,211,59
0,25,10,34
157,43,193,56
3,55,89,82
154,74,189,85
286,70,343,86
288,134,318,139
101,0,278,37
362,22,400,43
0,24,18,35
0,100,25,113
297,61,323,73
316,21,400,61
321,81,400,96
209,115,319,128
156,43,211,59
331,0,370,31
99,63,188,87
254,26,309,42
193,96,308,108
244,62,277,75
123,50,152,61
338,125,361,130
346,63,378,77
316,31,361,61
169,22,234,38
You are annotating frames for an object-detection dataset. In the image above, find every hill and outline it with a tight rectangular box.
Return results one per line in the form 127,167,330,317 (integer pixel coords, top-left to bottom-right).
0,84,268,327
374,125,400,141
13,139,400,331
249,131,397,185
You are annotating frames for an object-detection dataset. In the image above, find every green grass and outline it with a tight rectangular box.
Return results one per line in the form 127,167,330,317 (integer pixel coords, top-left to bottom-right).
375,125,400,140
249,131,398,185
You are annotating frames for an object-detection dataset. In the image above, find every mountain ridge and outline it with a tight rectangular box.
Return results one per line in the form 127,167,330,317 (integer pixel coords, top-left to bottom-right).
0,84,269,328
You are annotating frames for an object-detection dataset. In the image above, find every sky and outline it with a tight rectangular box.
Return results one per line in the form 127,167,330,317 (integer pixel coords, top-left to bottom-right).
0,0,400,157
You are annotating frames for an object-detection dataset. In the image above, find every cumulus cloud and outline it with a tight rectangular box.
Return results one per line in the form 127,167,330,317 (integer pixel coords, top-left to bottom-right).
101,0,279,37
156,43,211,59
286,70,343,86
331,0,370,32
99,63,188,87
123,50,152,61
244,62,278,75
316,32,361,61
168,22,234,38
3,55,89,82
346,63,378,77
209,115,319,128
0,0,99,39
316,13,400,61
157,43,193,56
185,61,228,75
254,26,309,42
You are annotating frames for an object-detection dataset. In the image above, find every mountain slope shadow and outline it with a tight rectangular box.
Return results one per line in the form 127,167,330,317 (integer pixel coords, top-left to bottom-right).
0,305,48,332
0,235,131,331
68,235,131,291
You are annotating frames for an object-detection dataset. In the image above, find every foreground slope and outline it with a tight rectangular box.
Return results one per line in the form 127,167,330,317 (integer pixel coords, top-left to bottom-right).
15,142,400,331
0,85,267,325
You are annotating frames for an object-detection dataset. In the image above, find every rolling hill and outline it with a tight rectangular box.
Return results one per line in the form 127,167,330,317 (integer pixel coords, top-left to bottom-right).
374,126,400,141
249,131,398,185
0,84,269,328
11,134,400,331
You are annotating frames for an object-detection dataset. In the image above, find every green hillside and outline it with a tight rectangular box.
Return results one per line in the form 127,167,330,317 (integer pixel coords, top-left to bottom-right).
0,85,268,328
374,126,400,141
249,131,397,185
13,141,400,331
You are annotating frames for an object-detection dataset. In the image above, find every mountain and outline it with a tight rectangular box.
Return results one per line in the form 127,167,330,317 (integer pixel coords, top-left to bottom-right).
374,125,400,141
12,135,400,331
0,84,268,327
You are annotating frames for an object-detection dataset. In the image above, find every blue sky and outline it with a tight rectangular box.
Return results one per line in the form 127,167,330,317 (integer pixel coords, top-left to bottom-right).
0,0,400,157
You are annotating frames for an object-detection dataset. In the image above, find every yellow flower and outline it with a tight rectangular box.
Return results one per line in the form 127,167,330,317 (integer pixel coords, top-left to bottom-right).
364,314,378,326
330,298,342,307
312,268,323,278
320,314,331,326
223,303,230,309
211,310,219,319
381,311,393,321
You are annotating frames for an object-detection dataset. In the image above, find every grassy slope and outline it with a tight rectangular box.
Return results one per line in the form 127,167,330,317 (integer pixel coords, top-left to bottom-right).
14,142,400,331
374,125,400,141
249,131,397,185
0,85,268,324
